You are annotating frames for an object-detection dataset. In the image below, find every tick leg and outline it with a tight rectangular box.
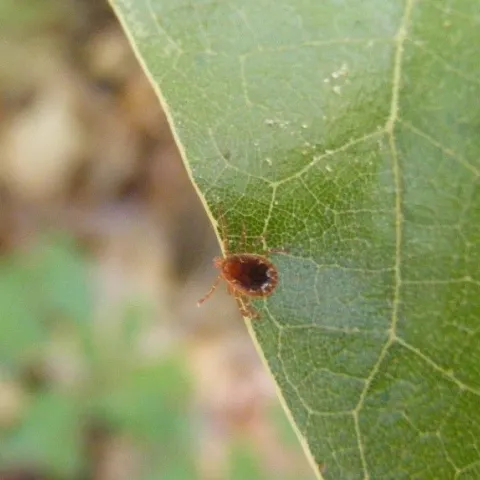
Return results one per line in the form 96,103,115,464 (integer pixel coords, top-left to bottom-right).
227,285,260,319
226,283,236,298
197,275,222,306
253,234,265,250
236,297,260,319
267,246,289,255
216,207,231,255
257,232,288,256
241,221,247,251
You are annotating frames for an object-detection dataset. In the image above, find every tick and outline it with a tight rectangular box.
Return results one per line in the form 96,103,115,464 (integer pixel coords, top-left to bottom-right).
197,213,283,319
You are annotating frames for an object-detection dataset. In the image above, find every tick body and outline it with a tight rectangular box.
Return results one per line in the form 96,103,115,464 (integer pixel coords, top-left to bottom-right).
216,253,278,297
197,253,279,318
197,214,283,318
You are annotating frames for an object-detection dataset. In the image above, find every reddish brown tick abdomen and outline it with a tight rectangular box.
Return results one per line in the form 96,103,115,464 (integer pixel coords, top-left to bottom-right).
216,253,278,297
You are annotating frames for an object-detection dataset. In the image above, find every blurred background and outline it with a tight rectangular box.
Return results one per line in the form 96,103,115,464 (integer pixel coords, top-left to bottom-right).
0,1,314,479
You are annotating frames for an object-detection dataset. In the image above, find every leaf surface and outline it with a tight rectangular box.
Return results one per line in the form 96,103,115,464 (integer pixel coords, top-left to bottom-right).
109,1,480,478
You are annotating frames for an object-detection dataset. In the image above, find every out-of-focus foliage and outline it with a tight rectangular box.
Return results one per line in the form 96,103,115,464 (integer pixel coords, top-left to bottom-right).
0,237,312,479
0,237,194,478
0,0,63,36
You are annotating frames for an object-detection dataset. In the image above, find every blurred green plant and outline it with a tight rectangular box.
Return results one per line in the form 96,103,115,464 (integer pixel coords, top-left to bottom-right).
0,235,308,480
0,236,194,478
0,0,67,37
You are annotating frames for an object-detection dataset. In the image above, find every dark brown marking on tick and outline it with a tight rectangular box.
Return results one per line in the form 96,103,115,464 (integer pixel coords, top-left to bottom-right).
197,211,284,319
220,254,278,296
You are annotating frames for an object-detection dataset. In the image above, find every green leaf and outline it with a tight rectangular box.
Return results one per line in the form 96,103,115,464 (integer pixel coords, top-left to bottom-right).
0,235,91,365
31,234,93,325
229,442,265,480
109,1,480,479
0,261,46,365
0,0,64,37
1,391,84,476
92,357,191,445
